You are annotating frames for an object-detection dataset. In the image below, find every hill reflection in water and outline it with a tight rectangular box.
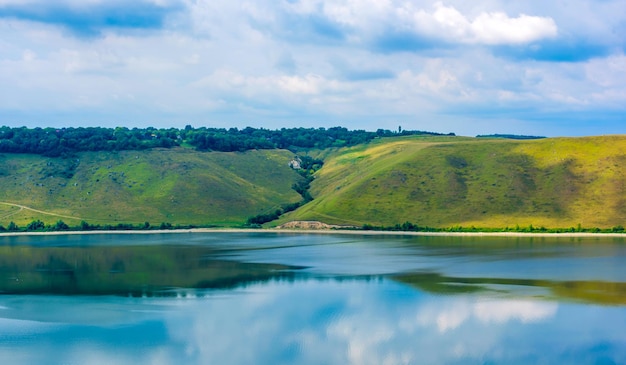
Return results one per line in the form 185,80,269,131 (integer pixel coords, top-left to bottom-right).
0,232,625,364
0,243,302,296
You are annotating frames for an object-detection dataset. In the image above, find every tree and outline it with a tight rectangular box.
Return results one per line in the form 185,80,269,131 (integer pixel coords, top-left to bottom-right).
26,220,45,231
7,221,18,231
80,220,93,231
54,220,69,231
159,222,172,230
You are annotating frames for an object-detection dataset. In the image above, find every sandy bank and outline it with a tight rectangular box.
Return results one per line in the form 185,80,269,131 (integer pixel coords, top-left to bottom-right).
1,228,625,238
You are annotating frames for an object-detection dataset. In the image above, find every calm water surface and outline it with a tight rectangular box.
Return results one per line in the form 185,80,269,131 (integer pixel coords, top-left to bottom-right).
0,232,624,364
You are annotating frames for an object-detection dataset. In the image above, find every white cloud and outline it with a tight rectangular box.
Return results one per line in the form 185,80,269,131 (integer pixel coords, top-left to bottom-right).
278,74,323,94
193,69,349,102
283,1,557,46
322,0,394,28
470,11,558,44
278,74,339,94
410,2,557,45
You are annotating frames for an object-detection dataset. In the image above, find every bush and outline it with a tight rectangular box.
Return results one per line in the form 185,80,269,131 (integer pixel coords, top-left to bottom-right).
80,220,94,231
26,220,46,231
53,220,70,231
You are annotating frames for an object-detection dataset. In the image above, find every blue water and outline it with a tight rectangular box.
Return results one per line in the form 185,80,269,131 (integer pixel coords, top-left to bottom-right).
0,232,624,364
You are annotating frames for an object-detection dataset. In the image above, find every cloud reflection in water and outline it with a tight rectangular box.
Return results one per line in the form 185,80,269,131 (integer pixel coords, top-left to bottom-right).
158,279,599,365
0,278,624,365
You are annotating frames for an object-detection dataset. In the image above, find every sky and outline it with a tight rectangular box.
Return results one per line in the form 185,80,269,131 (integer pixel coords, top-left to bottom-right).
0,0,624,136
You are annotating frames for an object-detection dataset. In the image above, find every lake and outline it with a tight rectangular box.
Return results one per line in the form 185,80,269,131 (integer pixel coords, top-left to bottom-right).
0,232,624,364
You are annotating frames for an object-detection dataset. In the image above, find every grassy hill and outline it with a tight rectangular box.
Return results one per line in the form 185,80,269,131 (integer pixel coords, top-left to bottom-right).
1,135,625,230
0,148,304,227
277,135,626,229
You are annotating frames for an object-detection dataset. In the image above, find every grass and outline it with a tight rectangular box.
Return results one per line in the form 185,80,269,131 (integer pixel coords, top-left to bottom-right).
1,135,624,230
0,148,304,227
278,135,626,229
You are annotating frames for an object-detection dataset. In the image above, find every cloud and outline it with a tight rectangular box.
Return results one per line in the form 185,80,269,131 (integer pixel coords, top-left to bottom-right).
0,0,624,135
280,1,557,51
192,69,347,98
466,9,558,45
406,2,557,46
0,0,180,37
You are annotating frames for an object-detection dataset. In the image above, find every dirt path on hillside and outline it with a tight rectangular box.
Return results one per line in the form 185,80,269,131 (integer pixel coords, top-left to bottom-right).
0,202,84,221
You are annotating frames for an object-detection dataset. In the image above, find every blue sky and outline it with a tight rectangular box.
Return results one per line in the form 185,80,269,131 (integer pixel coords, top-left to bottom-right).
0,0,624,136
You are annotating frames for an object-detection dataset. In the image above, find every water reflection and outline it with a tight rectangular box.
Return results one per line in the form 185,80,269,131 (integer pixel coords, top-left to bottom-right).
0,244,301,295
0,232,625,364
394,272,626,305
0,279,624,365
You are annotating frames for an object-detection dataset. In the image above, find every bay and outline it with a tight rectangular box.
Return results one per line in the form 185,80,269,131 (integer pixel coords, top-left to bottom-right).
0,232,624,364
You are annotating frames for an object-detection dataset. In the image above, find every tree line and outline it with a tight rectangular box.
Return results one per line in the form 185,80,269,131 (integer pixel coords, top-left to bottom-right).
0,125,453,156
358,221,626,234
0,219,196,232
3,219,623,234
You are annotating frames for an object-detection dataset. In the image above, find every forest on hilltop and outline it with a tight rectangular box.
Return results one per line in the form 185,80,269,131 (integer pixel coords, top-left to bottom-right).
0,125,453,157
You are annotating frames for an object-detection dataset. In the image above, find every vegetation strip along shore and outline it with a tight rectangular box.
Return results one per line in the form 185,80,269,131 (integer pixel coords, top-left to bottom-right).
1,228,626,238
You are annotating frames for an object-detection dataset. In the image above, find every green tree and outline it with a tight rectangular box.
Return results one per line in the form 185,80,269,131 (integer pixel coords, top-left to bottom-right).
54,220,70,231
26,220,45,231
7,221,18,231
80,220,92,231
159,222,172,230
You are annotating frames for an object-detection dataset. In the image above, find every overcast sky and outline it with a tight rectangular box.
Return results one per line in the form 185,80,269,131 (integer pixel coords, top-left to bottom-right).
0,0,624,136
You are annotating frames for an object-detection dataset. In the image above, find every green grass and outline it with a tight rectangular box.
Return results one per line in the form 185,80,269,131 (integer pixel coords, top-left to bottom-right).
278,135,626,229
2,135,625,230
0,148,304,227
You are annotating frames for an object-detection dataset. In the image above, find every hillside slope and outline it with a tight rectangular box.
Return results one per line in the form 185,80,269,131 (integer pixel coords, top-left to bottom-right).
0,148,303,227
279,135,626,229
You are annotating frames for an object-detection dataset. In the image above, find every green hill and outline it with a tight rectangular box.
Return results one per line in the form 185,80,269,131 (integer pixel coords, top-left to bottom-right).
278,135,626,229
0,148,304,227
1,135,625,230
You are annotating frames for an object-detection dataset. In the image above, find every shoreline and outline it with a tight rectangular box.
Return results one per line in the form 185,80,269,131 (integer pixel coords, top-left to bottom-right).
1,228,626,238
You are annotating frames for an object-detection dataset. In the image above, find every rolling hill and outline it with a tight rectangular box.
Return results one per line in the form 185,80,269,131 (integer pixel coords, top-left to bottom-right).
1,135,625,230
0,148,304,227
278,135,626,229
